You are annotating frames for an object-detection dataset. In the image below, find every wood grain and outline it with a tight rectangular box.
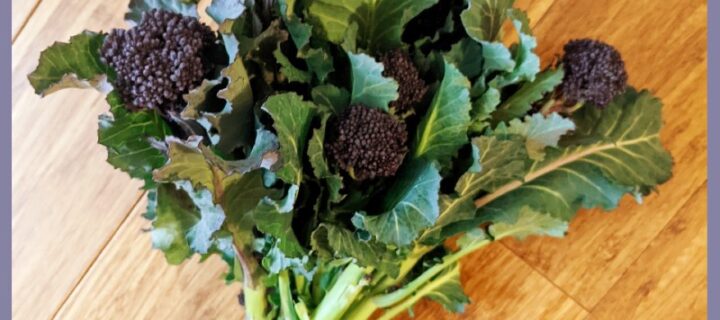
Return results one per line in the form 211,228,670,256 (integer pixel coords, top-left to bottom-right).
11,1,144,319
11,0,42,40
590,184,707,320
9,0,707,319
501,0,707,309
397,245,588,320
55,198,244,319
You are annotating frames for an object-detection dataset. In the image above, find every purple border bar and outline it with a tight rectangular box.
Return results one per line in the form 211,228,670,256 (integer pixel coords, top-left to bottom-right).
2,0,11,317
709,0,717,315
2,0,11,316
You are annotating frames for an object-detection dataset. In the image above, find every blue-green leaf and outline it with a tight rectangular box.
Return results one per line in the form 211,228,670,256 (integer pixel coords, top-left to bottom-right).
126,0,198,24
347,52,399,111
415,59,472,164
353,160,441,246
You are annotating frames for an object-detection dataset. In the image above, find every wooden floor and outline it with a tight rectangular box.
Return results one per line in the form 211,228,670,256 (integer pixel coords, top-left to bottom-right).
11,0,707,319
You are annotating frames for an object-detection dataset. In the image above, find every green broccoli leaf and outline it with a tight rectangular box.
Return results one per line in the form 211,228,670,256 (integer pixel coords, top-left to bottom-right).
227,128,281,174
447,89,672,239
495,20,541,87
415,59,472,164
274,48,312,83
174,181,226,254
420,136,528,244
262,93,318,185
307,115,345,202
347,52,399,112
181,78,223,120
253,186,306,257
303,47,335,83
213,56,256,154
353,160,441,246
461,0,515,42
311,224,400,277
126,0,198,24
493,112,576,161
493,68,564,122
277,0,312,50
445,38,484,79
151,184,197,264
311,85,350,114
424,263,470,313
99,91,171,189
28,31,113,97
488,206,568,240
469,86,501,135
307,0,438,52
480,42,515,74
153,138,226,195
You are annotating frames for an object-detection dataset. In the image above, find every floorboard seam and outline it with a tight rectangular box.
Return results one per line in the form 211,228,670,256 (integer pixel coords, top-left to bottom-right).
498,244,593,313
49,191,148,319
12,0,43,44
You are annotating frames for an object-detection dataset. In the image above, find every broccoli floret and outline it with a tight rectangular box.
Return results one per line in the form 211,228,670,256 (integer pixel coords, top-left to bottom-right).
379,49,428,115
100,9,218,112
326,105,408,181
559,39,628,108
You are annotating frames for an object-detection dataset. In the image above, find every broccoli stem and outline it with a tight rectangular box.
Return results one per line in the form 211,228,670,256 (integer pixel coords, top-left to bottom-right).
279,270,299,320
343,296,381,320
243,281,269,320
371,238,492,309
373,244,434,293
312,263,371,320
376,265,460,320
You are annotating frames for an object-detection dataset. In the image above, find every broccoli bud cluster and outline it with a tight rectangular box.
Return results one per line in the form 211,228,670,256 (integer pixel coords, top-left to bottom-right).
559,39,628,108
326,105,409,181
101,9,218,112
380,50,428,114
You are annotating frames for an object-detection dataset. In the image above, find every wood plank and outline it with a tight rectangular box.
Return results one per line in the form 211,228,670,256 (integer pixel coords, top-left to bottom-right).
11,1,147,319
11,0,42,40
589,184,707,319
399,245,588,320
502,0,707,310
55,198,244,319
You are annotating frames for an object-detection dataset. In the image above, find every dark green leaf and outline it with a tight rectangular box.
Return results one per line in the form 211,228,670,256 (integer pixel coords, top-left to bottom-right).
493,68,564,122
460,0,515,42
353,160,441,246
420,136,528,244
262,93,318,184
415,59,472,164
99,92,171,188
311,85,350,114
445,38,484,79
28,31,113,97
254,186,306,257
213,57,256,153
307,0,438,52
274,48,312,83
311,224,400,277
151,184,197,264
